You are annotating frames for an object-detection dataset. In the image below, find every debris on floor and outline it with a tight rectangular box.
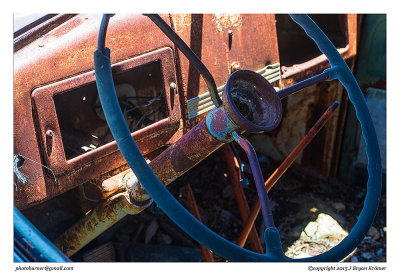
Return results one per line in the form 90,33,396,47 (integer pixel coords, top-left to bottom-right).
73,152,385,262
285,213,348,258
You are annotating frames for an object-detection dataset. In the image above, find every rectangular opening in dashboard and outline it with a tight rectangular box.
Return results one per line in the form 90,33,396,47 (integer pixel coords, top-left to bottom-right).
53,61,168,160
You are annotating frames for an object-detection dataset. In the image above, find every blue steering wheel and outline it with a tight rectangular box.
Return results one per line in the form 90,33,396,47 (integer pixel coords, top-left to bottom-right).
94,14,382,261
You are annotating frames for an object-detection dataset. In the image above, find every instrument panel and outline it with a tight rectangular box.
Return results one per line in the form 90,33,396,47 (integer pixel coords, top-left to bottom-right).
14,14,357,209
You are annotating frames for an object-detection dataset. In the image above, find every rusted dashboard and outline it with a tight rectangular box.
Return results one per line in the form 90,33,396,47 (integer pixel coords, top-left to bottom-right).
14,14,357,209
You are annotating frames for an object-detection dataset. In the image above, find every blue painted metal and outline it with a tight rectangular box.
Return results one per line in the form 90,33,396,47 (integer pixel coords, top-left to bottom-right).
205,107,238,142
277,71,330,99
14,246,29,262
290,14,381,262
14,207,71,262
94,14,381,261
338,14,386,184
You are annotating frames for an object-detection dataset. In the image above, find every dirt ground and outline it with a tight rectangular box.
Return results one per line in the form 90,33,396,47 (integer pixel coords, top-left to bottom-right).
81,150,385,262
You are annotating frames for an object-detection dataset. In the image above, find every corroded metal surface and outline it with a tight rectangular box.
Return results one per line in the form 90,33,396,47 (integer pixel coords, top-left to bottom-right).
62,76,281,255
56,115,224,256
14,14,77,52
250,80,347,178
206,107,238,142
217,144,263,253
31,47,180,176
170,14,280,130
223,70,282,134
185,184,215,262
54,192,152,257
15,15,362,260
14,14,181,209
101,109,230,201
280,14,358,86
14,13,357,209
186,63,280,120
256,14,357,178
146,119,223,187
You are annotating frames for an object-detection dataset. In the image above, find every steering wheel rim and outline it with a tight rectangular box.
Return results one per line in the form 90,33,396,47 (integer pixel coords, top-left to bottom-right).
94,14,382,262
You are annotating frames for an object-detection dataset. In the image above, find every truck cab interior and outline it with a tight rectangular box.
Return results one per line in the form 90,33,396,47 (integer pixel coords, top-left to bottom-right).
13,13,386,263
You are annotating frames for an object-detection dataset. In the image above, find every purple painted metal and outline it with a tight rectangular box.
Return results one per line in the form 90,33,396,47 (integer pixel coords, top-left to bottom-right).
236,101,340,247
205,107,239,143
232,133,275,228
217,144,263,253
223,70,283,133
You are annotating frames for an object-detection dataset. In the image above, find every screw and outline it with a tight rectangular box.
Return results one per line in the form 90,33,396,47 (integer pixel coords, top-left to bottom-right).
228,30,234,36
46,130,54,137
231,61,241,73
170,82,177,89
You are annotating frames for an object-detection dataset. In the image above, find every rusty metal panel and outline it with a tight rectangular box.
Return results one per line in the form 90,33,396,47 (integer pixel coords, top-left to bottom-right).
31,47,180,175
170,14,280,130
14,13,357,209
14,14,181,209
249,14,357,178
249,80,346,178
280,14,357,86
14,14,77,52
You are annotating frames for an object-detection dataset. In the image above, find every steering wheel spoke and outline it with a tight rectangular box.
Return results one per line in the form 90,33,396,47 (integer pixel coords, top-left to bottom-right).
232,132,275,229
277,70,330,99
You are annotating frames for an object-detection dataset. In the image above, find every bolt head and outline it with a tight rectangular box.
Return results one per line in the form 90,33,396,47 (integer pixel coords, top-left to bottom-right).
230,62,241,73
170,82,177,89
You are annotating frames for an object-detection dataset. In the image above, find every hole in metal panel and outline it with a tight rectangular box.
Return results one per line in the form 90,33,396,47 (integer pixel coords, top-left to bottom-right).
54,61,168,160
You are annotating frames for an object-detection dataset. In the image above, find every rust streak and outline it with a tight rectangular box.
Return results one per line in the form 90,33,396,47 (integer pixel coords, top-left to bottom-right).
185,184,215,262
